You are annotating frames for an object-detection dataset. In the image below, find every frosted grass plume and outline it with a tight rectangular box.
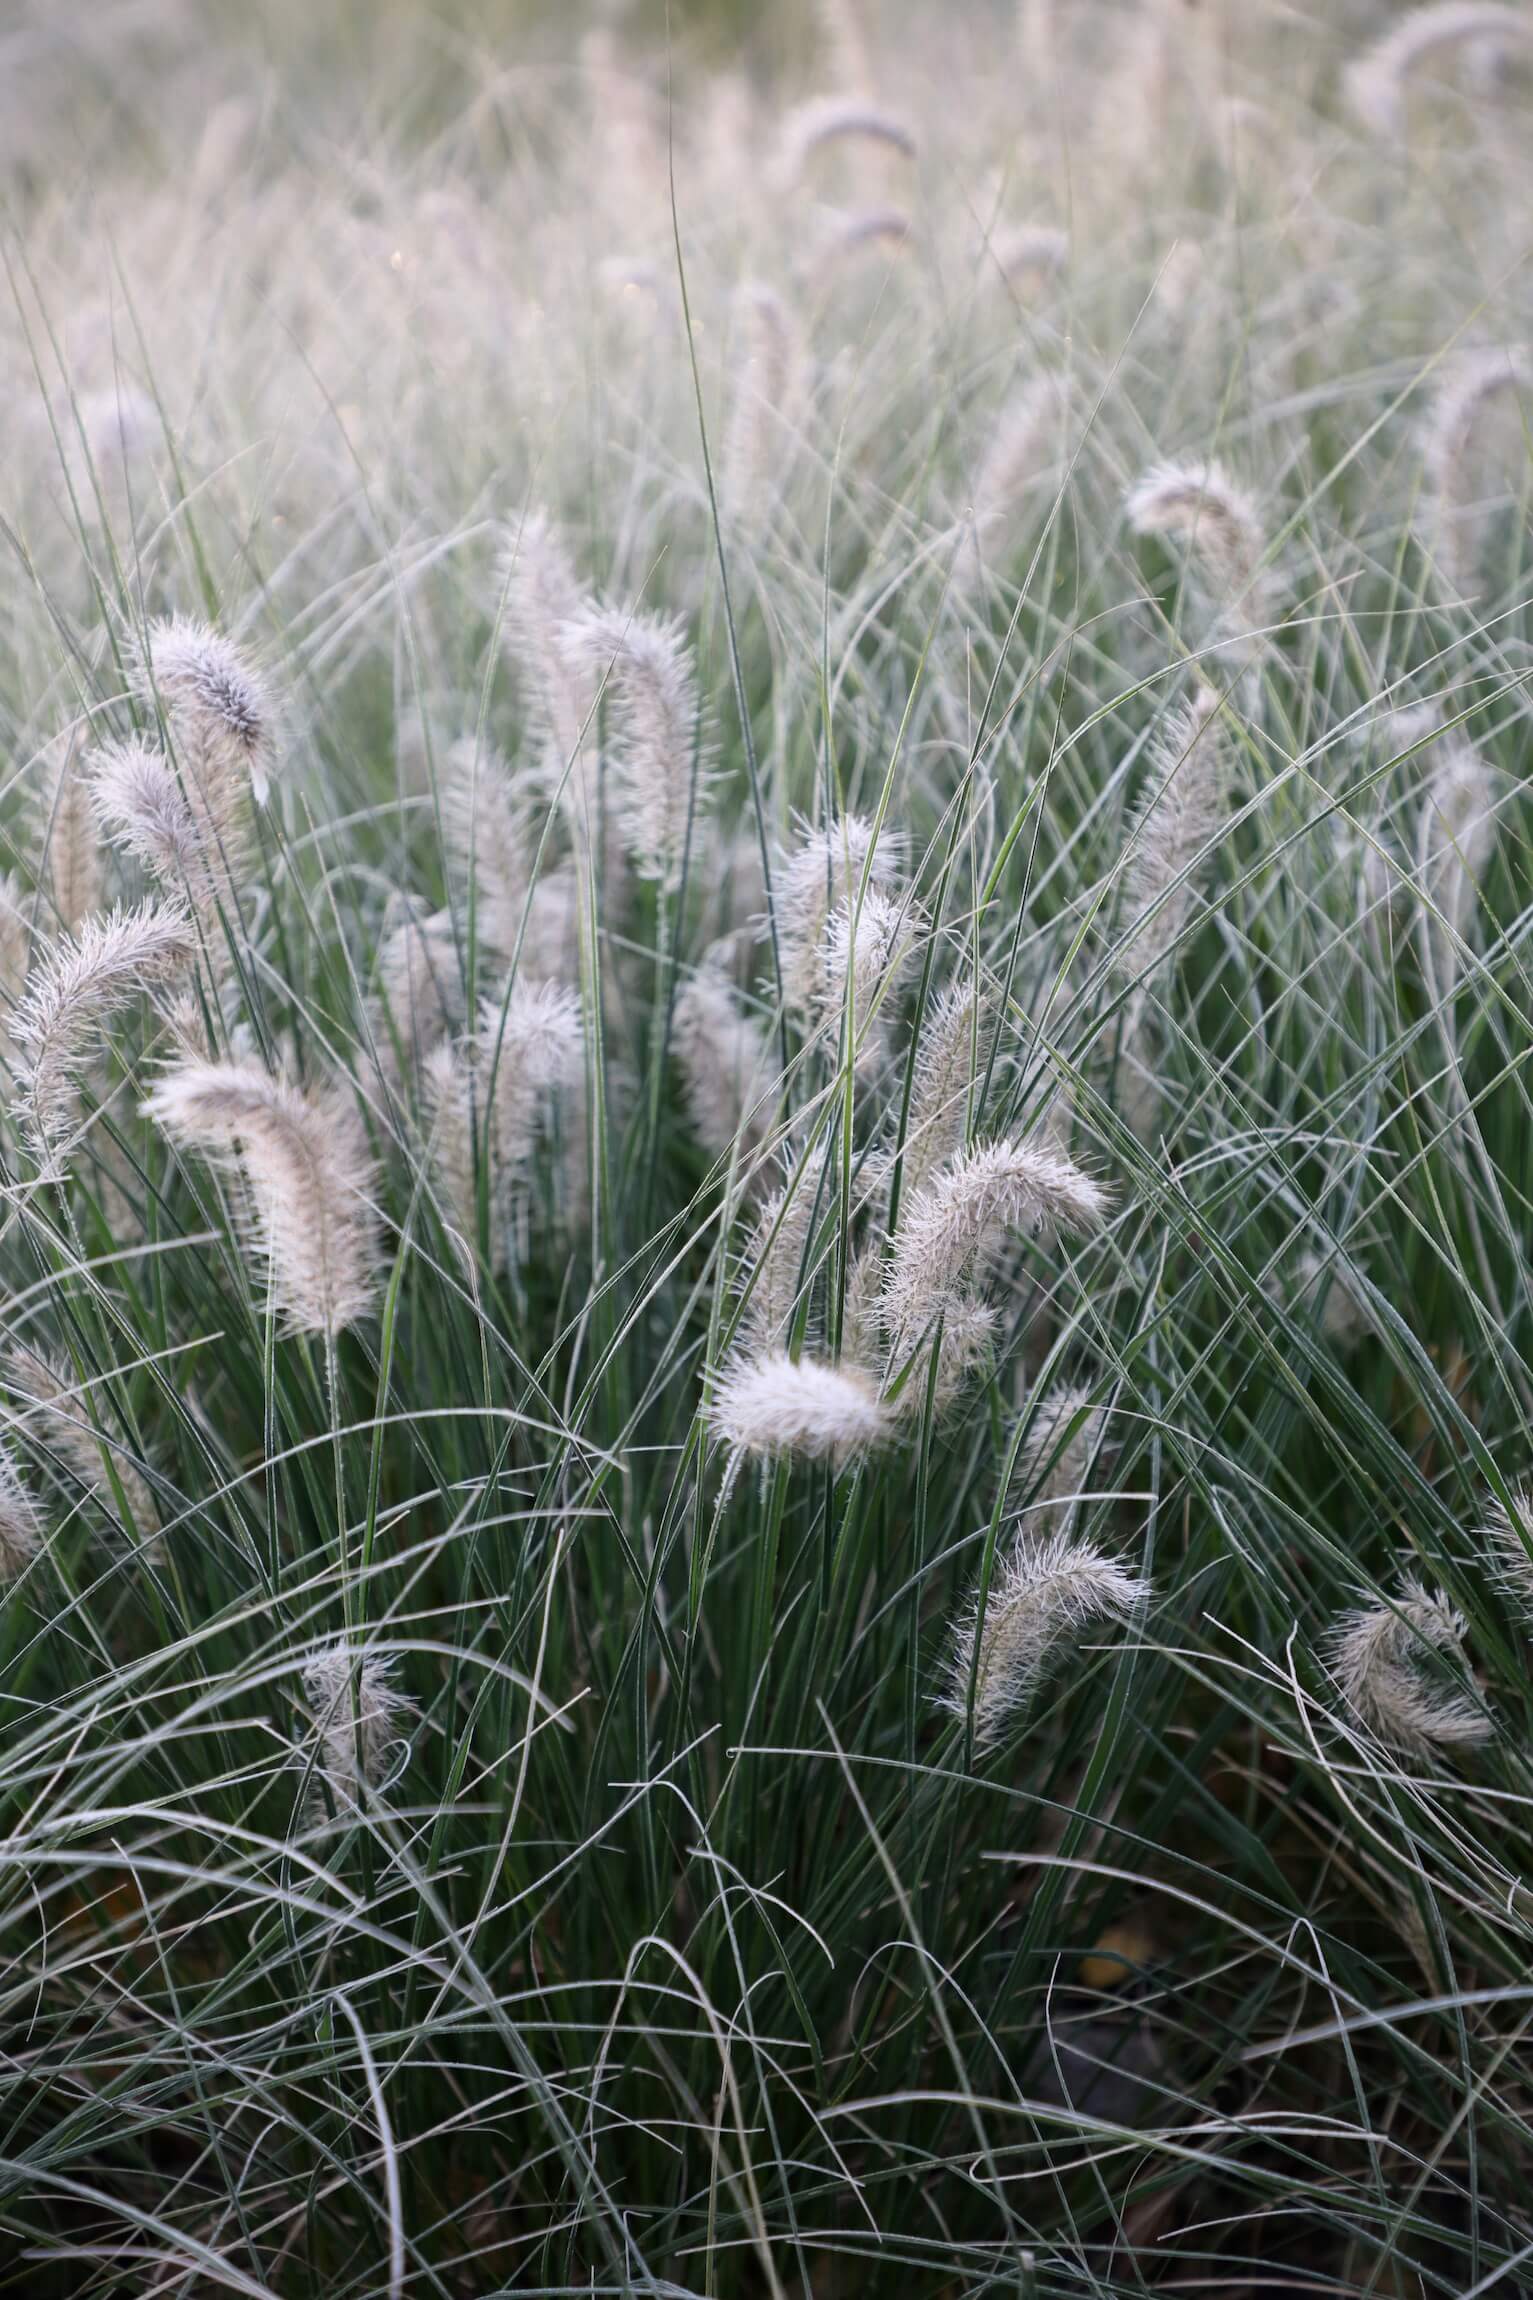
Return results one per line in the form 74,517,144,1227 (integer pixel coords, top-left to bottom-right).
672,957,774,1164
15,900,195,1177
1013,1386,1107,1535
902,980,983,1197
724,284,803,531
426,977,584,1270
144,1057,381,1337
0,1444,43,1581
1421,347,1529,592
302,1641,413,1815
960,377,1066,600
940,1523,1148,1748
4,1347,158,1550
883,1137,1109,1347
36,732,102,931
499,510,596,787
568,606,705,888
136,616,274,806
90,737,202,891
709,1349,891,1468
815,886,917,1073
373,906,462,1091
1127,460,1267,634
1479,1486,1533,1621
989,226,1068,296
444,739,531,953
775,96,917,188
1329,1579,1490,1755
1344,3,1532,139
779,813,898,1008
1115,685,1227,995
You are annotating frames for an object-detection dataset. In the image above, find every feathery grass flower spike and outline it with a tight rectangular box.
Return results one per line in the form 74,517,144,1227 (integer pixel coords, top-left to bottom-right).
4,1349,158,1548
883,1137,1109,1344
144,1057,381,1336
137,616,274,805
302,1641,413,1815
709,1350,891,1467
1329,1580,1490,1755
15,900,195,1176
0,1445,44,1582
941,1525,1149,1749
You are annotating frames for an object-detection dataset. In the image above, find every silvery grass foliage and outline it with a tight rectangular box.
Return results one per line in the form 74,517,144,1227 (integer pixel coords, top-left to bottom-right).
2,0,1533,2292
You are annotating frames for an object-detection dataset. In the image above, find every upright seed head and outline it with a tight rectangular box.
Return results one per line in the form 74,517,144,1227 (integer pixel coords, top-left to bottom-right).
883,1137,1109,1346
1344,3,1531,139
567,606,705,887
940,1524,1149,1748
89,737,202,890
1115,685,1228,991
372,907,462,1092
903,981,983,1196
1012,1386,1107,1534
0,1444,44,1581
779,814,898,1009
302,1641,412,1812
499,510,597,785
3,1347,158,1548
35,731,103,931
144,1057,381,1336
1479,1486,1533,1622
1126,459,1266,628
724,283,804,530
672,960,774,1164
1328,1579,1490,1755
14,900,195,1177
137,616,274,806
1421,347,1529,592
709,1348,892,1468
444,738,533,953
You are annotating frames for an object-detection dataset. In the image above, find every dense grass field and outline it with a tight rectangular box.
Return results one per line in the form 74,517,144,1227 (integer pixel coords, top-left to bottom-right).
3,1,1533,2292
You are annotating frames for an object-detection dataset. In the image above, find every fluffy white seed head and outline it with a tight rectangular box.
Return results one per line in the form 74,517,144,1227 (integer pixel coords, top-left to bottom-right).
724,283,805,530
144,1058,381,1336
815,887,918,1072
427,978,585,1269
137,616,274,806
740,1149,829,1351
302,1641,412,1811
1480,1487,1533,1622
0,1445,44,1581
1329,1580,1489,1755
940,1525,1149,1748
4,1348,158,1546
499,510,597,781
1127,460,1266,622
709,1349,892,1467
775,96,917,188
960,376,1066,598
89,737,202,889
569,607,705,887
1421,347,1529,591
883,1137,1109,1344
35,732,102,931
373,907,462,1091
444,739,533,952
672,962,774,1163
1013,1387,1107,1534
903,981,983,1196
779,814,898,1008
1115,685,1227,994
1344,4,1531,138
14,900,195,1176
